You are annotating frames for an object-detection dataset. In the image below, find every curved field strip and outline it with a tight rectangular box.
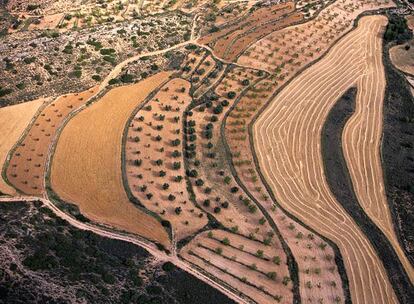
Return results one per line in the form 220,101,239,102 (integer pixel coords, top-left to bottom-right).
222,12,303,62
198,2,297,62
343,44,414,281
254,16,398,304
6,87,98,195
181,230,292,304
125,78,208,240
225,83,346,303
51,73,171,247
407,15,414,30
0,99,45,195
238,0,395,73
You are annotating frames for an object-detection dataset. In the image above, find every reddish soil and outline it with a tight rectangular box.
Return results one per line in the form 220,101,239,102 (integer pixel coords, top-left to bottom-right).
181,229,292,304
6,86,98,195
125,78,208,240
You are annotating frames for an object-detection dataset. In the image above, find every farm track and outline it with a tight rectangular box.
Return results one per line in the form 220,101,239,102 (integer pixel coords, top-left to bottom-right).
0,196,247,304
1,33,253,303
2,4,411,303
0,31,269,301
253,15,401,304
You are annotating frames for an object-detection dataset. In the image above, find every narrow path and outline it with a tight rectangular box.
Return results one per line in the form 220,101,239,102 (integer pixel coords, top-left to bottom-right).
4,38,250,304
98,40,193,92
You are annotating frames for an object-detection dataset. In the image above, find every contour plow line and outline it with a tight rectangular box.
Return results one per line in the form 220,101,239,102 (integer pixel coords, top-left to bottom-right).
253,16,398,304
342,35,414,282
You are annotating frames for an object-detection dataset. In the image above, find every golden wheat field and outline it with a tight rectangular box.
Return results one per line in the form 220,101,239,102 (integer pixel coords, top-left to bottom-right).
254,16,403,304
0,98,45,195
50,72,172,247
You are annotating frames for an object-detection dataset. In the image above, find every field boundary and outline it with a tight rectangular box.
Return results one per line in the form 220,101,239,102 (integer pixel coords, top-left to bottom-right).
320,86,414,303
120,76,180,243
380,30,414,266
45,78,172,251
218,68,302,304
246,8,409,304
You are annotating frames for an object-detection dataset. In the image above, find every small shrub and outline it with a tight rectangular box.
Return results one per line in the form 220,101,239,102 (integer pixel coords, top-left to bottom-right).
227,91,236,99
162,262,175,272
266,272,277,281
282,276,291,286
230,187,239,193
272,256,281,265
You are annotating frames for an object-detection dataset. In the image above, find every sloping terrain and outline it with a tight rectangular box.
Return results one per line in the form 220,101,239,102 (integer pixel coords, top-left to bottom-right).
50,73,171,247
253,15,400,304
0,200,235,304
0,98,44,195
6,87,98,195
1,1,414,303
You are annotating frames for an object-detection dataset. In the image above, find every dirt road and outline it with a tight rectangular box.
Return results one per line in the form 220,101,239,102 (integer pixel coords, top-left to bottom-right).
0,195,248,304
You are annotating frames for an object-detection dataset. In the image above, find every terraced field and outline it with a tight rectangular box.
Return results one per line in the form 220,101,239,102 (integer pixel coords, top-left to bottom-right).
0,98,45,195
253,15,401,304
125,78,208,240
181,230,292,304
5,87,98,195
198,1,303,61
1,0,413,303
50,73,171,247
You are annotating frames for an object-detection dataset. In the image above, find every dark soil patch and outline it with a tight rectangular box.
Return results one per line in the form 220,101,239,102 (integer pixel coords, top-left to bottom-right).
0,201,235,304
382,37,414,266
321,88,414,304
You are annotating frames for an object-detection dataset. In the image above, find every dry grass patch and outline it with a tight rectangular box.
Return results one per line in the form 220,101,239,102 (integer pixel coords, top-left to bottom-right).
389,40,414,75
51,73,171,247
0,98,45,195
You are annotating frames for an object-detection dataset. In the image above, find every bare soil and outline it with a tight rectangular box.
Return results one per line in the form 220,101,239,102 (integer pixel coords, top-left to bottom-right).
125,78,208,240
50,73,171,247
0,98,44,195
6,86,98,195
